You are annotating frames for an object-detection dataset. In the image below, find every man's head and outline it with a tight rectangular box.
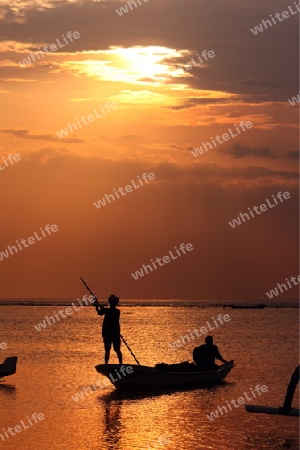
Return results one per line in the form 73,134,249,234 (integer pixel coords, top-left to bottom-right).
108,294,119,306
205,336,213,345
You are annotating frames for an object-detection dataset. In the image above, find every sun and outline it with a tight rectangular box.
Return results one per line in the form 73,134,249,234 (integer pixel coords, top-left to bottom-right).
56,46,189,86
107,46,185,83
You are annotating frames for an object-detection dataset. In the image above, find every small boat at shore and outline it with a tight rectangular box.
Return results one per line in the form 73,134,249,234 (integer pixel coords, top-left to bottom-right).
95,361,234,391
0,356,18,379
227,304,266,309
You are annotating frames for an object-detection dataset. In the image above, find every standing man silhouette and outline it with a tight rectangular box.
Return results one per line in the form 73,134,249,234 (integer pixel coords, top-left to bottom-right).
94,294,122,364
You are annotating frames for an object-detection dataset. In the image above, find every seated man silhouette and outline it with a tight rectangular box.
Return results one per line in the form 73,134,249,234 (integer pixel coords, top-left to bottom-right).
193,336,228,370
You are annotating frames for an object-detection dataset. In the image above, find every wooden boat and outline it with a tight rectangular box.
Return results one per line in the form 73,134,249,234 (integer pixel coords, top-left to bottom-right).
246,404,299,417
0,356,18,379
95,361,234,390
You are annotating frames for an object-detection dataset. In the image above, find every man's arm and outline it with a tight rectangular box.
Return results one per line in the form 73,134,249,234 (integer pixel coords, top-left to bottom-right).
94,302,106,316
214,345,227,363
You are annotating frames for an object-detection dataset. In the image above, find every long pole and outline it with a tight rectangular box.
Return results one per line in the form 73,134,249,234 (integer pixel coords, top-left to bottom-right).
80,278,141,366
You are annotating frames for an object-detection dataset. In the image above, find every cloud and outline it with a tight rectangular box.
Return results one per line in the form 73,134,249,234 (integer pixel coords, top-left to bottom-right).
0,77,37,82
0,0,80,22
165,97,239,109
224,143,276,159
242,79,277,88
0,0,298,101
0,59,19,67
169,144,193,152
5,147,297,186
1,129,84,143
287,151,299,159
152,161,298,185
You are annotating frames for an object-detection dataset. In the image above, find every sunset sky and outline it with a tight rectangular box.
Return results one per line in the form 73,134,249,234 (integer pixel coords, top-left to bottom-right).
0,0,298,299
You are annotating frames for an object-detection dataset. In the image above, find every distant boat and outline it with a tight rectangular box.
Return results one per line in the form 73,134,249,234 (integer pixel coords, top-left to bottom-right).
0,356,18,379
228,304,266,309
95,361,234,391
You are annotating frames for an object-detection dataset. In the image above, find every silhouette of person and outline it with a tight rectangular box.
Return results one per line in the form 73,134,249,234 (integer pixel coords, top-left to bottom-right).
279,365,299,413
95,294,122,364
193,336,228,370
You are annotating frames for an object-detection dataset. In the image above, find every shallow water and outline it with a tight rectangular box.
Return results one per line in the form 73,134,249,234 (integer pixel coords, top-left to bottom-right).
0,305,299,449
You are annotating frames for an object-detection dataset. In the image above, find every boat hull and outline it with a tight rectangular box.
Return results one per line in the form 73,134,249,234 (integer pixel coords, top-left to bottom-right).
95,361,234,390
0,356,18,378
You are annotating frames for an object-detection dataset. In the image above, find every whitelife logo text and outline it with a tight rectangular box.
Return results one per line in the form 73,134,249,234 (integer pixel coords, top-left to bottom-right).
182,50,215,72
288,91,300,106
169,313,231,350
0,413,45,442
0,342,7,351
72,366,134,402
0,224,58,262
116,0,149,16
0,153,21,171
228,191,291,228
131,243,193,280
266,274,300,299
34,295,95,332
56,102,117,138
250,3,300,35
207,385,268,421
93,172,155,209
191,121,253,157
18,31,81,67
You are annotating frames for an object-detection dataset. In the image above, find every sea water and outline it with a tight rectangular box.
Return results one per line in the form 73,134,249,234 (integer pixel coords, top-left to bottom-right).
0,304,298,449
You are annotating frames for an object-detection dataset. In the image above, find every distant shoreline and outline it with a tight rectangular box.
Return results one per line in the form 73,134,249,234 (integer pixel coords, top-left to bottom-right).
0,300,298,308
